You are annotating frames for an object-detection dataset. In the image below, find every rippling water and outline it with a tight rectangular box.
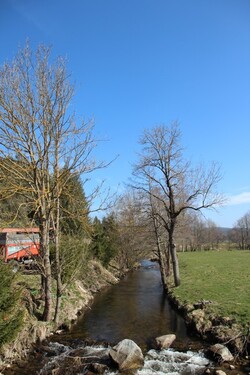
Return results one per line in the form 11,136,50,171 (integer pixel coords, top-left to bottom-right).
39,342,211,375
70,260,191,350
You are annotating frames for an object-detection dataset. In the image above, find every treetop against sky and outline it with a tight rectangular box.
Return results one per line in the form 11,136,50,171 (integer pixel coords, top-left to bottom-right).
0,0,249,227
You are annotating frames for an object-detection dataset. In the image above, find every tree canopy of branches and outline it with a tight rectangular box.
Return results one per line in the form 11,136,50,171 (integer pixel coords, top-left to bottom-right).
232,211,250,250
0,43,108,322
132,122,224,288
111,191,153,270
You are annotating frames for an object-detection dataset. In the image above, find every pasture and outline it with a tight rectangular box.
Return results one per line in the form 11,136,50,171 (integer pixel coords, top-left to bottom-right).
173,250,250,328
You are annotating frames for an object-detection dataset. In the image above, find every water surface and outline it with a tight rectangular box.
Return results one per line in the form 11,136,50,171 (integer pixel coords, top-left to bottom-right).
70,260,190,350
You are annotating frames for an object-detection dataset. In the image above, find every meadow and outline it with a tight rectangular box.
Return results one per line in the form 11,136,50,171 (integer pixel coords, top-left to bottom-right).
173,250,250,328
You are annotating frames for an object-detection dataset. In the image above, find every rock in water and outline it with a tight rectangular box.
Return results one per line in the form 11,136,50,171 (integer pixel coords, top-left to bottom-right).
109,339,144,371
208,343,234,363
155,334,176,349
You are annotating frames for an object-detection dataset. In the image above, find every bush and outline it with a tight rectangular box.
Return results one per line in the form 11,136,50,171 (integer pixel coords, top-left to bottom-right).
0,262,24,346
50,235,91,285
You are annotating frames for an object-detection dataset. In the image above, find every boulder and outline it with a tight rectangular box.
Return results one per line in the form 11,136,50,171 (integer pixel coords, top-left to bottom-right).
155,334,176,349
109,339,144,371
211,324,245,354
187,309,213,334
207,344,234,363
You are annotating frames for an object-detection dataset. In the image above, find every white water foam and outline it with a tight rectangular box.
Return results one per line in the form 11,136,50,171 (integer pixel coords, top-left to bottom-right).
106,348,211,375
40,343,212,375
39,342,71,374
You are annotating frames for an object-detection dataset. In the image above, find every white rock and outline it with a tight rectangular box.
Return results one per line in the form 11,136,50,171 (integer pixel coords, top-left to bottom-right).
155,334,176,349
109,339,144,371
209,344,234,362
215,370,227,375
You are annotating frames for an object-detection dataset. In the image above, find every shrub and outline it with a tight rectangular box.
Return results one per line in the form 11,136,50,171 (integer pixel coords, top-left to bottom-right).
0,262,24,346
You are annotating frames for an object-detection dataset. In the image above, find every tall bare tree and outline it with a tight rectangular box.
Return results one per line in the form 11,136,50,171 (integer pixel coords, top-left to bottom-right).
0,43,109,321
132,122,224,287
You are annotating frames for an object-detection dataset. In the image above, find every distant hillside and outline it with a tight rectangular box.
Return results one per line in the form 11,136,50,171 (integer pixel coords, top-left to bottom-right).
217,227,231,235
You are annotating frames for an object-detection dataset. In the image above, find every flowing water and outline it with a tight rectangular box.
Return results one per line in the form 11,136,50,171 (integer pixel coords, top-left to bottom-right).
7,261,216,374
69,260,191,350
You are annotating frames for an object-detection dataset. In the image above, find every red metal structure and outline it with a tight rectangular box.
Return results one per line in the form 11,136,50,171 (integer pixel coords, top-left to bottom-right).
0,227,40,262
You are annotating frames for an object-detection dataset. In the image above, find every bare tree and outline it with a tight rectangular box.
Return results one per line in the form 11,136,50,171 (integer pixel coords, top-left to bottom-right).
234,211,250,250
132,122,224,287
0,43,110,321
110,190,152,272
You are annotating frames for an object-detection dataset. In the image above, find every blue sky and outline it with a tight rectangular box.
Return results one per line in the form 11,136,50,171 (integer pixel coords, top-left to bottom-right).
0,0,250,227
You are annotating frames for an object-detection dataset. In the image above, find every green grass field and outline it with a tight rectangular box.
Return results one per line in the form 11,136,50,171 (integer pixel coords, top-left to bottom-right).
172,250,250,328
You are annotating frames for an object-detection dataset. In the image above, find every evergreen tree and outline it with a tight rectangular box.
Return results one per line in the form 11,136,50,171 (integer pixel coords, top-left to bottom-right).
60,172,90,236
91,215,118,267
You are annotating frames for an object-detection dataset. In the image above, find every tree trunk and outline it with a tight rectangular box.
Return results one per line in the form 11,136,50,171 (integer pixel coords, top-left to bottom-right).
53,125,63,324
53,209,63,324
169,241,180,287
158,248,169,291
54,279,62,324
40,221,52,321
42,251,52,321
151,212,169,290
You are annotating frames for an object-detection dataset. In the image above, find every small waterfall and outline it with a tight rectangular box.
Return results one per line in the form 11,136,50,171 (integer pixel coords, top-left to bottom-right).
137,348,211,375
39,342,212,375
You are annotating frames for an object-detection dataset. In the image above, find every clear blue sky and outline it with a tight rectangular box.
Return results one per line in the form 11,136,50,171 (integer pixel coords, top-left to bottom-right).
1,0,250,227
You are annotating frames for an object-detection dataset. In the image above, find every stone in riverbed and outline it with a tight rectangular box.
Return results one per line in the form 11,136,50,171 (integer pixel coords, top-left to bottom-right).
109,339,144,371
207,343,234,363
155,334,176,349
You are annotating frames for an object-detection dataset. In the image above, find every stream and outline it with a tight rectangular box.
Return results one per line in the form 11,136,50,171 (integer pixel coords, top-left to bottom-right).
69,260,192,350
7,261,218,374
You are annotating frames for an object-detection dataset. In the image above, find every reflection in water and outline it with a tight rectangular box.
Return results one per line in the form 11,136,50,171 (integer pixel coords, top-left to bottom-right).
70,261,189,349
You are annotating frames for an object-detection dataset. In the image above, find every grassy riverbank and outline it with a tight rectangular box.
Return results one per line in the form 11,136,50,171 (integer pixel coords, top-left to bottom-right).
172,250,250,329
0,260,118,368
